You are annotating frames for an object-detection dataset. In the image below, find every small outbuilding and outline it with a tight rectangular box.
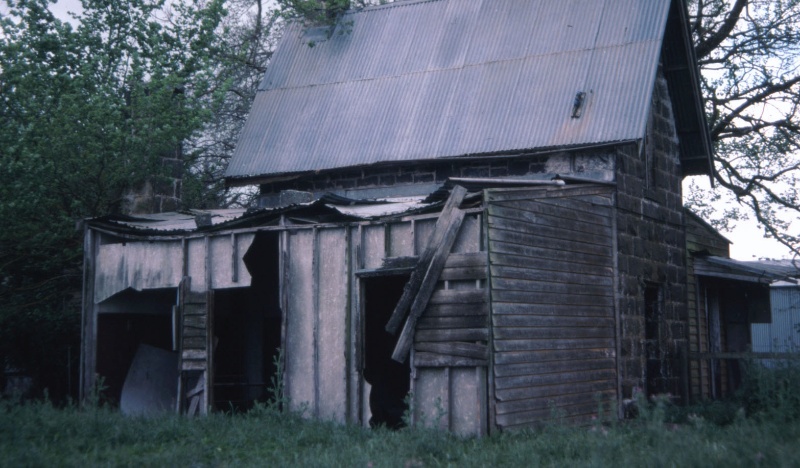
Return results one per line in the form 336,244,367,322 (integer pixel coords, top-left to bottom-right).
81,0,724,434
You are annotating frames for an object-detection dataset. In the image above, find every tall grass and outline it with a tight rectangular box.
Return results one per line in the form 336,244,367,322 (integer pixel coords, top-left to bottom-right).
2,362,800,467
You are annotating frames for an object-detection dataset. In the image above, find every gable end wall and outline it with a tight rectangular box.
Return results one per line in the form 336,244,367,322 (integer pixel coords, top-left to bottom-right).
616,69,688,401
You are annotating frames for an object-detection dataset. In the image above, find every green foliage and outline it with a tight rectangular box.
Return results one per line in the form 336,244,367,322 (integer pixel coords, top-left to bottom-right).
0,0,225,400
276,0,352,26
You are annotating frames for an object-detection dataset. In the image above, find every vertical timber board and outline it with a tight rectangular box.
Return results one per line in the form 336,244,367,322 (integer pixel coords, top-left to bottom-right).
389,221,415,257
205,289,215,414
414,218,435,255
93,241,183,303
187,238,206,293
348,225,364,425
449,367,483,436
453,214,481,254
312,228,320,418
80,228,97,402
362,225,386,270
317,228,349,423
209,236,232,289
285,230,316,413
486,187,617,429
482,199,497,434
279,230,289,407
414,367,450,430
611,195,623,419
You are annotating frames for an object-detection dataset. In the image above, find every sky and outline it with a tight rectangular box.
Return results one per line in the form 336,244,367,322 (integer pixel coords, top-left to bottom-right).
3,0,796,261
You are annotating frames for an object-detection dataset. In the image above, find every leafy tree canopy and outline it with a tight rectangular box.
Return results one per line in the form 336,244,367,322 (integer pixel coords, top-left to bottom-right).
686,0,800,258
0,0,225,399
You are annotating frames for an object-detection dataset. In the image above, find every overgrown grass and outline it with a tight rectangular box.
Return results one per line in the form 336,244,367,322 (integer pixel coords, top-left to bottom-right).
3,363,800,467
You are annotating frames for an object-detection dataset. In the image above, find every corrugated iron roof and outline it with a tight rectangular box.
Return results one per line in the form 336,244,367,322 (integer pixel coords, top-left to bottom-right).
226,0,689,183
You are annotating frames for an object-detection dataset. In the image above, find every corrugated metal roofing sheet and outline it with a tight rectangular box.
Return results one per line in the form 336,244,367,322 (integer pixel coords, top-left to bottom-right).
226,0,673,182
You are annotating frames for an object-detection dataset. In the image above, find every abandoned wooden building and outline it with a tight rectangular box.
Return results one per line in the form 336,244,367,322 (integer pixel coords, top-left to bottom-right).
79,0,755,434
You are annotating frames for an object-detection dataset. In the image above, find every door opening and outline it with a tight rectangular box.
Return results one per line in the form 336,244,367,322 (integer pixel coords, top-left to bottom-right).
362,274,411,429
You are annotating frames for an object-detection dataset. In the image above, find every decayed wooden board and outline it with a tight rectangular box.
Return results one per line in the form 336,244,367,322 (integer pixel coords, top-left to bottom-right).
490,277,612,298
492,315,614,328
493,348,615,365
392,207,466,361
439,265,487,281
181,360,207,371
489,264,613,288
491,290,614,307
488,204,611,236
417,315,488,330
493,326,614,341
414,327,488,343
494,358,616,378
495,378,616,402
497,403,600,430
428,289,487,304
486,185,614,203
493,337,615,353
491,302,609,317
494,368,617,391
424,302,489,317
414,352,487,368
415,342,488,360
488,242,613,271
496,389,616,415
487,221,611,256
443,252,487,269
182,350,207,360
386,185,468,334
490,198,612,227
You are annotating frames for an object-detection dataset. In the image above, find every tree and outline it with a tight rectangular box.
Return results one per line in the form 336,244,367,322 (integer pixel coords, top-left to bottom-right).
686,0,800,257
0,0,225,400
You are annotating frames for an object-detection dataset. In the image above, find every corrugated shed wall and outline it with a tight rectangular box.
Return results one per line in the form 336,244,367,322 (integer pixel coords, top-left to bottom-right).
752,286,800,353
486,186,617,429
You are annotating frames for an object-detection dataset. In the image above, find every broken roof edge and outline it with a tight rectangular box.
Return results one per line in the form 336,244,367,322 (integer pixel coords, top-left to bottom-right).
224,140,635,188
694,255,800,285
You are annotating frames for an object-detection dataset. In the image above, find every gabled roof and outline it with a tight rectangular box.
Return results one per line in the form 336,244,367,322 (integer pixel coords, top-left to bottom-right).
226,0,712,185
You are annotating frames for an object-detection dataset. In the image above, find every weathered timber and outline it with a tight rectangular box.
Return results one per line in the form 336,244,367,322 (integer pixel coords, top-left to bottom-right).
439,265,487,281
493,338,616,353
491,290,614,307
494,368,617,391
491,302,610,317
487,219,611,255
490,277,612,298
183,336,206,348
492,315,614,328
444,252,487,269
489,265,613,288
415,342,488,360
392,207,466,361
497,405,599,430
495,379,616,402
414,327,488,343
424,302,489,317
493,358,616,378
414,352,487,368
488,204,612,236
489,242,613,270
182,350,207,360
386,185,468,334
417,315,488,330
496,389,616,415
486,185,614,203
493,348,616,365
493,326,614,341
181,360,207,371
428,288,486,304
490,198,612,227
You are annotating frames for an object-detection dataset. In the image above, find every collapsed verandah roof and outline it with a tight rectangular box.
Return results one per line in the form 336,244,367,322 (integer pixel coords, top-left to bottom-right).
694,255,800,285
226,0,712,185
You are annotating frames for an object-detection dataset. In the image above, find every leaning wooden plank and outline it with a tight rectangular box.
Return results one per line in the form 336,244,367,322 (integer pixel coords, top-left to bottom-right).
385,185,468,334
392,208,466,361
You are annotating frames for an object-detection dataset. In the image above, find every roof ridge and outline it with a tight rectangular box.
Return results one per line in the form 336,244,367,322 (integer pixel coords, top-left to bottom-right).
347,0,443,15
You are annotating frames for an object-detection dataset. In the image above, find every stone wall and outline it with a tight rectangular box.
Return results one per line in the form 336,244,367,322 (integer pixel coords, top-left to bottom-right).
122,146,183,215
616,70,688,401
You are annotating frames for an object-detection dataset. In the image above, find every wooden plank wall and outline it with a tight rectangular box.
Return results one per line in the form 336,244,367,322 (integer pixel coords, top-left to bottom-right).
684,213,730,400
486,186,617,430
410,214,488,436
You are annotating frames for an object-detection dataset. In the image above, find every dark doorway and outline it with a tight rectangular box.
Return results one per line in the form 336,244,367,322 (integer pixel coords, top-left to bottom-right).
213,231,282,411
362,274,411,429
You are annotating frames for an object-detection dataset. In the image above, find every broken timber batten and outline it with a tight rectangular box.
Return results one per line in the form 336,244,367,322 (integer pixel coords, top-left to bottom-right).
389,185,468,363
385,185,468,335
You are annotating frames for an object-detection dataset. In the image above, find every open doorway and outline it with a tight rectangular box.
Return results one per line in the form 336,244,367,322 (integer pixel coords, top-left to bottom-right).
212,231,282,411
362,274,411,429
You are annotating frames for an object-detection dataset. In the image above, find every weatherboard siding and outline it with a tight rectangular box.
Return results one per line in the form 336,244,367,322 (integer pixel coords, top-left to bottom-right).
487,186,617,429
